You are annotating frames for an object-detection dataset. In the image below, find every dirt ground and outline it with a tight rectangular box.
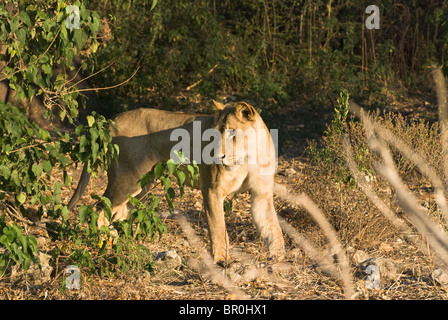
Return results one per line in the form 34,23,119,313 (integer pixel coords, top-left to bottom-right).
1,96,448,300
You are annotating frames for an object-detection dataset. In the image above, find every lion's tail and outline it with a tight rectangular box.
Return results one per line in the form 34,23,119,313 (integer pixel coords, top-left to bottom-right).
67,164,92,211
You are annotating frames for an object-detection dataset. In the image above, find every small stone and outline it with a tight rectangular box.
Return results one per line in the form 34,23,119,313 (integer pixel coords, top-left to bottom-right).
194,201,202,209
432,269,448,286
155,249,182,268
379,242,394,254
350,249,370,265
359,257,398,282
10,251,53,285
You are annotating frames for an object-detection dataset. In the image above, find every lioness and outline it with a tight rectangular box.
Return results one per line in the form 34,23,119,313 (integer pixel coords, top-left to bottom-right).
67,101,285,265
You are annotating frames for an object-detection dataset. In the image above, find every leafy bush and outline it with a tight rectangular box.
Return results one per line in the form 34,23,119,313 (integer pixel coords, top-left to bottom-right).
0,0,188,281
309,90,365,189
0,0,101,122
0,218,38,275
88,0,448,112
309,89,442,190
50,156,199,277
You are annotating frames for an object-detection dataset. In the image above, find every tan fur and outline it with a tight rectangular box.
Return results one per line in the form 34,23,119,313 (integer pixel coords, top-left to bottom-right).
68,102,285,265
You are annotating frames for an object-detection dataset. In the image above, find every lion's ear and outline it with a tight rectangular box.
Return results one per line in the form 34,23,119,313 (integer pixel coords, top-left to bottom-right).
235,102,256,122
212,100,226,111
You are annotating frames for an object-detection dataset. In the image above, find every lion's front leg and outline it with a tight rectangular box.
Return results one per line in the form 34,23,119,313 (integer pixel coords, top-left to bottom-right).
250,192,285,260
202,189,230,266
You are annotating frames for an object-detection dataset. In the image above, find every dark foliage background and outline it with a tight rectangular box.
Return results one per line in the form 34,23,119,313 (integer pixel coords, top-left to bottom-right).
89,0,448,115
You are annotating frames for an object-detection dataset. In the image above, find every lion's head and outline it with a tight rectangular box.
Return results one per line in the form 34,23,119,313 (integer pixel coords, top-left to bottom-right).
212,101,277,174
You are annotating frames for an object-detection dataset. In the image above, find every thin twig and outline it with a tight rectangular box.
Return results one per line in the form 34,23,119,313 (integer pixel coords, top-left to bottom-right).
349,101,448,224
64,63,140,95
175,214,250,300
343,137,430,258
346,102,448,268
3,203,59,235
66,60,116,91
274,183,355,299
0,27,61,82
432,67,448,186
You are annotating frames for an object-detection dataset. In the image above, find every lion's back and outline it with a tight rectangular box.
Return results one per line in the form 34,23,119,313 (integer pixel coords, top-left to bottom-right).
111,108,208,137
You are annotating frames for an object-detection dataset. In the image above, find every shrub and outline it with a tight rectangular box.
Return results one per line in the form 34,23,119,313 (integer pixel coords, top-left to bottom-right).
0,0,191,281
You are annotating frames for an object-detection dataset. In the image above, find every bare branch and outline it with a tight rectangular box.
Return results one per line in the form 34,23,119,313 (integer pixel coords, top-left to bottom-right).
432,67,448,186
175,214,250,300
274,183,355,299
347,101,448,268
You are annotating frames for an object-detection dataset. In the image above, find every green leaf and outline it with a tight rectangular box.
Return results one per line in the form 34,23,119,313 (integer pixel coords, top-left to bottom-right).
166,159,177,176
29,237,37,252
154,162,165,179
166,187,175,209
151,195,159,209
41,64,52,76
58,155,70,167
73,28,88,51
89,211,99,231
187,165,195,179
79,135,87,152
128,196,140,207
39,128,51,142
10,17,19,33
150,0,158,11
60,23,68,40
20,234,29,252
15,29,26,48
101,196,112,209
19,11,31,27
17,192,26,204
42,160,52,172
86,115,95,127
123,222,132,239
74,124,84,136
91,141,99,160
0,7,8,17
89,12,101,37
79,205,91,224
61,206,70,223
139,171,154,188
173,150,186,164
53,181,62,203
0,235,8,246
177,170,186,186
26,65,37,82
31,163,43,178
0,165,11,180
160,176,171,191
64,171,72,187
89,127,99,143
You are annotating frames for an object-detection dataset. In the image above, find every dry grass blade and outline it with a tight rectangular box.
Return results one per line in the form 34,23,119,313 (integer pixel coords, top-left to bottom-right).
347,101,448,268
377,163,448,266
175,214,250,300
348,101,448,224
274,183,355,299
375,124,448,223
276,214,338,277
432,67,448,187
343,137,436,262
